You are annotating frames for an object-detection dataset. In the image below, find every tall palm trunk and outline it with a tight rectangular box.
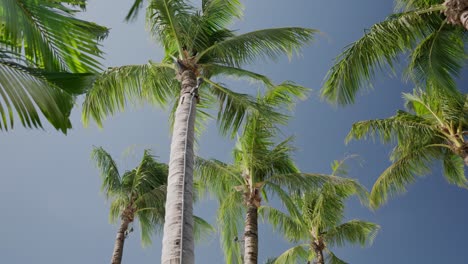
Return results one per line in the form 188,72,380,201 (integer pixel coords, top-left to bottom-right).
111,218,131,264
244,202,259,264
161,69,197,264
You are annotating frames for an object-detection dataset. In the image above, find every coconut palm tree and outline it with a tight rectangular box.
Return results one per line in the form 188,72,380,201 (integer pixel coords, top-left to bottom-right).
82,1,315,262
92,147,168,264
92,147,214,264
347,88,468,208
263,160,379,264
195,86,365,264
0,0,107,132
321,0,467,105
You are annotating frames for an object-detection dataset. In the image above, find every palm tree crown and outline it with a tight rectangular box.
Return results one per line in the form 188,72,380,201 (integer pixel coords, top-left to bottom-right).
0,0,108,132
82,0,315,134
265,160,379,264
347,88,468,208
92,147,168,246
321,0,467,105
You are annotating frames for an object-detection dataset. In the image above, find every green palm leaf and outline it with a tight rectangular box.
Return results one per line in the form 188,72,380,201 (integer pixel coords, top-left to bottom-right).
197,27,316,66
273,244,311,264
82,62,177,127
326,250,348,264
1,0,108,72
323,220,380,247
321,7,444,104
369,146,436,208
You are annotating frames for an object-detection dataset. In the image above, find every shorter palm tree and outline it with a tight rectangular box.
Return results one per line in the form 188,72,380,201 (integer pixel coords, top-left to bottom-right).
263,160,379,264
347,88,468,208
92,147,168,264
92,147,214,264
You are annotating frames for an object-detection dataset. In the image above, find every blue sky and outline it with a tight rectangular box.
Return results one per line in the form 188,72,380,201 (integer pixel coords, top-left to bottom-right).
0,0,467,263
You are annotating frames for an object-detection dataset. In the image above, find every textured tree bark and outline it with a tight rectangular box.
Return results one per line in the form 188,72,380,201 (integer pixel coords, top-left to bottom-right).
243,204,259,264
311,240,325,264
443,0,468,30
461,9,468,30
161,70,197,264
111,218,130,264
314,248,325,264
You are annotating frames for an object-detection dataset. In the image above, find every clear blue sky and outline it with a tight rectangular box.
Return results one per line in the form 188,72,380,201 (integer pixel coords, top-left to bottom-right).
0,0,467,263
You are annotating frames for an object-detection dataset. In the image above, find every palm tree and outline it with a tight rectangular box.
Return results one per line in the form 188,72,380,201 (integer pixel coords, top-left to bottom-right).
82,1,315,262
0,0,108,132
92,147,168,264
264,160,379,264
321,0,467,105
195,86,363,264
347,88,468,208
92,147,214,264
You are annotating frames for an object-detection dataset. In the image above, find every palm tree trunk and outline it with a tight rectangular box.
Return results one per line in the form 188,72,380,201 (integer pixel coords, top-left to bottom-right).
443,0,468,30
243,203,259,264
311,241,324,264
314,249,325,264
111,218,130,264
461,9,468,30
161,69,197,264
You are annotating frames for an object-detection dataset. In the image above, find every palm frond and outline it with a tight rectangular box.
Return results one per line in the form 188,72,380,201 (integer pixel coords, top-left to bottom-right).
194,156,243,198
0,57,80,132
273,244,311,264
194,215,216,242
321,7,442,104
82,62,177,127
125,0,145,21
406,24,466,90
346,111,438,144
206,78,285,137
262,81,310,109
137,205,165,246
201,64,274,88
201,0,243,29
1,0,108,72
323,220,380,247
442,152,467,187
109,196,128,223
326,250,348,264
91,147,122,196
217,190,244,264
197,27,316,67
369,145,437,208
258,206,306,242
146,0,191,57
262,183,302,222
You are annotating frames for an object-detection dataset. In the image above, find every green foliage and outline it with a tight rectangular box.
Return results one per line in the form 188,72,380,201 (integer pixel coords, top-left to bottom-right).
0,0,108,72
266,160,378,264
347,89,468,208
92,147,168,246
273,244,311,264
194,87,321,263
0,0,107,132
92,147,214,246
321,2,466,104
83,0,315,137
